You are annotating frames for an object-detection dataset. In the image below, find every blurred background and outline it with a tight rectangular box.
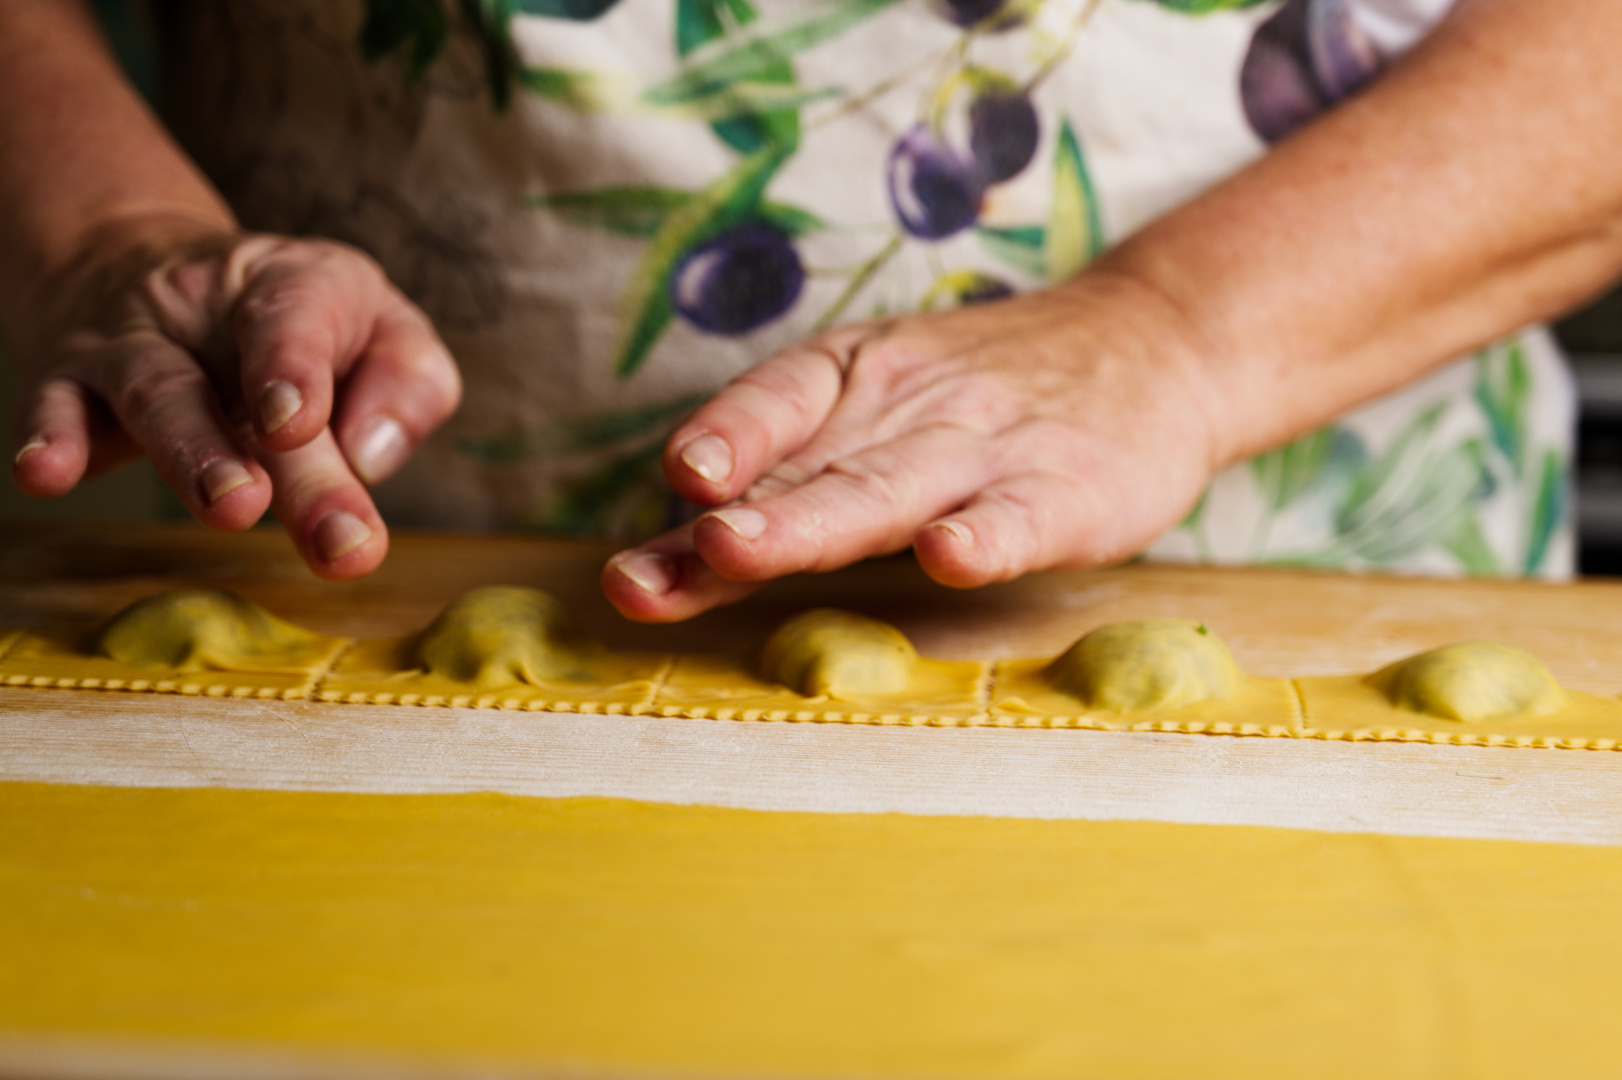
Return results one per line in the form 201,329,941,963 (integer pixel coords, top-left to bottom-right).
1561,295,1622,575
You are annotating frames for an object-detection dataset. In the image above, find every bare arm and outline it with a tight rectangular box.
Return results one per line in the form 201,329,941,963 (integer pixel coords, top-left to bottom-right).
0,0,232,319
0,1,460,579
607,0,1622,619
1123,0,1622,466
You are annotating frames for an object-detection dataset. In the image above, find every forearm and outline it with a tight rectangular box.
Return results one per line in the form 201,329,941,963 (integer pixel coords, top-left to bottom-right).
0,0,234,351
1102,0,1622,467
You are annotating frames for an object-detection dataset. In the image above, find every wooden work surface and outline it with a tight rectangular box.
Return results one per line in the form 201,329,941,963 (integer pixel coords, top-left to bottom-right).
7,519,1622,851
5,519,1622,682
10,523,1622,1080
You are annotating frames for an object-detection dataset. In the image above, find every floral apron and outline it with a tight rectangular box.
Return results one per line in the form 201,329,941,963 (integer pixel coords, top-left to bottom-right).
152,0,1572,577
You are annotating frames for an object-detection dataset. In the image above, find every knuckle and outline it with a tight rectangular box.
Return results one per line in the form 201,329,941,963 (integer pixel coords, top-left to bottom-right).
824,455,908,510
733,367,826,432
115,363,205,421
996,418,1084,473
404,343,463,408
233,285,305,334
978,487,1048,574
939,374,1013,425
843,324,941,388
745,463,810,502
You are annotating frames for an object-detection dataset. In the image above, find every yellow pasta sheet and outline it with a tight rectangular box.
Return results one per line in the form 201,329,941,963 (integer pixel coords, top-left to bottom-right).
993,659,1302,734
5,782,1622,1079
0,629,348,700
1299,676,1622,748
321,636,670,711
10,587,1622,749
653,652,989,723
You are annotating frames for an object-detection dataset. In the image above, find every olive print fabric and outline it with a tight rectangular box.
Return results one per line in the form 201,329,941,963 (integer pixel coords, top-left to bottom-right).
153,0,1573,577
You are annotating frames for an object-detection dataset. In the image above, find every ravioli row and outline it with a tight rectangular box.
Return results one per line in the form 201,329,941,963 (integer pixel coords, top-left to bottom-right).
3,585,1620,748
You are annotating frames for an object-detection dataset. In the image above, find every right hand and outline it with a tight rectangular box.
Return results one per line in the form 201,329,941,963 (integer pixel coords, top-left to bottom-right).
8,217,461,579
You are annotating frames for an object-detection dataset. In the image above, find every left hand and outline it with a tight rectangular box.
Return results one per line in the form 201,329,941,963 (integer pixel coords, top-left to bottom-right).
602,268,1232,622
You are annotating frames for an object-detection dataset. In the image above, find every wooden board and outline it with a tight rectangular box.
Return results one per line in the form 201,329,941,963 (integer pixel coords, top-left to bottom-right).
7,520,1622,682
9,523,1622,1079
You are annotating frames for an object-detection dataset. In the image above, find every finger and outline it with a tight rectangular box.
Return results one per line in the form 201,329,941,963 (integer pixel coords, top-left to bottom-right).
914,470,1125,589
75,390,142,481
689,424,1001,582
331,298,462,486
12,378,92,497
601,523,761,623
257,426,389,580
662,333,856,506
231,242,396,452
75,334,271,531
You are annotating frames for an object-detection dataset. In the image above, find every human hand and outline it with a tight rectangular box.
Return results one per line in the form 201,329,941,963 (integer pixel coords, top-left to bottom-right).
602,269,1230,621
9,217,460,579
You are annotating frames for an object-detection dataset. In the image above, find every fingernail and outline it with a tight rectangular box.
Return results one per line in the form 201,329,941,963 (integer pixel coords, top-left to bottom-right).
709,506,768,541
314,510,372,562
680,434,734,484
350,415,410,486
13,437,47,468
932,520,975,547
258,379,303,435
200,459,253,504
614,552,676,596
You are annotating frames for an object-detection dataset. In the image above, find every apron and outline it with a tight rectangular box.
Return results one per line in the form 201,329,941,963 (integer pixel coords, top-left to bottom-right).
152,0,1573,577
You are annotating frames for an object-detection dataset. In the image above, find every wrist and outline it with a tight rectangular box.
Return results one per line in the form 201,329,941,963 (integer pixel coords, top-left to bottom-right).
1050,259,1252,477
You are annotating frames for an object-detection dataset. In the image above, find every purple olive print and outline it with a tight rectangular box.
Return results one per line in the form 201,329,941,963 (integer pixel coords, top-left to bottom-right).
927,0,1025,31
1307,0,1381,100
1241,0,1383,145
888,124,985,240
670,222,805,335
969,91,1040,185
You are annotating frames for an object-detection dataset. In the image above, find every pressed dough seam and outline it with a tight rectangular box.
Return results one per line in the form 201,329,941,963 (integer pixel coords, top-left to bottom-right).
975,660,998,719
4,671,1622,749
301,638,358,701
1288,678,1309,732
10,674,1622,750
643,654,679,715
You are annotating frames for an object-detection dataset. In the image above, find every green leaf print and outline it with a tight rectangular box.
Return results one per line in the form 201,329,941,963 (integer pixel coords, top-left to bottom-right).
521,67,833,121
532,186,827,239
1131,0,1271,13
1335,404,1446,534
677,0,758,52
518,0,622,18
612,143,794,377
533,187,693,239
1442,512,1500,577
533,443,670,538
675,0,801,153
643,0,904,109
1179,485,1214,562
358,0,450,81
1473,340,1531,476
1333,407,1487,565
1250,426,1336,513
456,0,524,111
1524,449,1568,575
976,225,1047,279
519,66,633,111
457,393,712,463
1246,427,1372,558
1045,119,1104,283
